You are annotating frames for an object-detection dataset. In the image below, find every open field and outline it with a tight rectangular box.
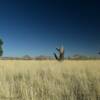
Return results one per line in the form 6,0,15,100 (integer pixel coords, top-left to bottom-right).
0,60,100,100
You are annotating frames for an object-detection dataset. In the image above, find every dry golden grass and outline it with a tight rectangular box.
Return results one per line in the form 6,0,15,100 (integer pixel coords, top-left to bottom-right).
0,60,100,100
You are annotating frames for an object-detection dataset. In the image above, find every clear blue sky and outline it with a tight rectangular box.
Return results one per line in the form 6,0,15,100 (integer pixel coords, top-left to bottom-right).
0,0,100,57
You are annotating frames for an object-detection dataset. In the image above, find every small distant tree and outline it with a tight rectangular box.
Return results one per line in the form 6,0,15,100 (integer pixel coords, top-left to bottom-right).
98,52,100,55
54,45,65,61
23,55,32,60
0,38,3,56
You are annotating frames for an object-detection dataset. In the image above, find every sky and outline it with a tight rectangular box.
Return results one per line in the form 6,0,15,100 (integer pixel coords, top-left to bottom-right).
0,0,100,57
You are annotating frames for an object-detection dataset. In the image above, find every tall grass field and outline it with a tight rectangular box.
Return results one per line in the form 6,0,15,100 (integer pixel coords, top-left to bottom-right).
0,60,100,100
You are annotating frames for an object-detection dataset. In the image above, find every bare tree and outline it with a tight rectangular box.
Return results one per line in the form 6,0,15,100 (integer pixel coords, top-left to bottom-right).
54,45,65,61
98,52,100,55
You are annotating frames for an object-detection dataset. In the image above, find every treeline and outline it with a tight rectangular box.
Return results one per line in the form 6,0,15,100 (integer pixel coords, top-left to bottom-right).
0,56,53,60
0,55,100,60
67,55,100,60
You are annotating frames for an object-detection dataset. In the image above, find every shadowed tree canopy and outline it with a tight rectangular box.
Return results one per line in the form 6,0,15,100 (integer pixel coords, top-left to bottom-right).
0,38,3,56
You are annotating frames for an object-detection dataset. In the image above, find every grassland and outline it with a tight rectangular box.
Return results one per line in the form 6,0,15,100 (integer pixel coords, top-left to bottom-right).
0,60,100,100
